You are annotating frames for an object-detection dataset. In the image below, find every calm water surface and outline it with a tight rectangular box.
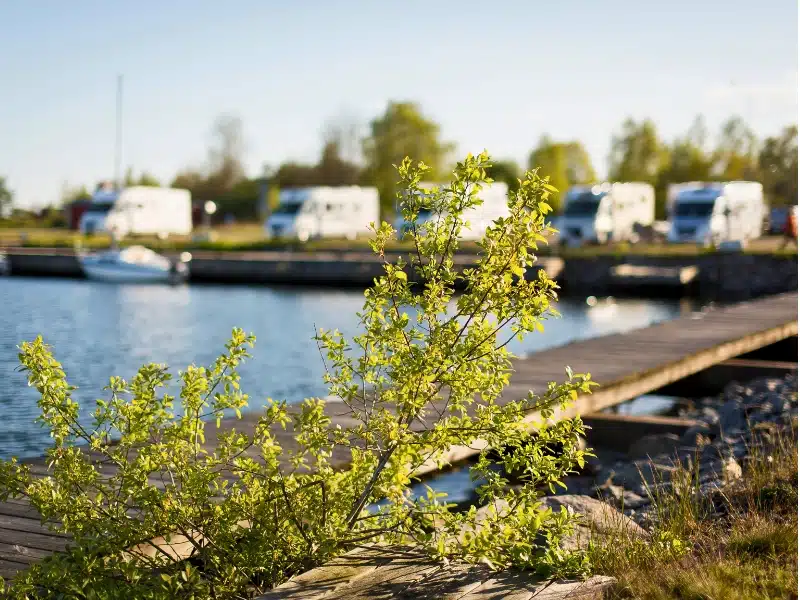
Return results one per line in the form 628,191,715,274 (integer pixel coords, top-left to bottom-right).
0,277,702,460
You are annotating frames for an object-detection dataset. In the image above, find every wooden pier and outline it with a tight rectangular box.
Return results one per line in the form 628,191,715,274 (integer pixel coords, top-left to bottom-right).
0,291,795,580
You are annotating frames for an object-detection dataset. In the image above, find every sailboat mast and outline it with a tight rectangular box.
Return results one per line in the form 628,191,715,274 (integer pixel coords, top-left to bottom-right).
114,74,123,190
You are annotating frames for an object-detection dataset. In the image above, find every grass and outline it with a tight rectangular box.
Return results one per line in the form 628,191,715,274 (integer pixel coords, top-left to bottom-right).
587,422,798,599
0,226,796,258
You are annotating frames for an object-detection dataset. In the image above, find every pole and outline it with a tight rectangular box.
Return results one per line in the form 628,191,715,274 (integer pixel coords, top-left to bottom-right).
114,75,123,190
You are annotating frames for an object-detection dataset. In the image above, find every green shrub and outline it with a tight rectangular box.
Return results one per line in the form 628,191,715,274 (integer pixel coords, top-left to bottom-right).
0,151,594,598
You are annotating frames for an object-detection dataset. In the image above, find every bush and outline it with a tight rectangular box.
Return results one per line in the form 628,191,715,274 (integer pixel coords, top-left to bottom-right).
0,151,594,598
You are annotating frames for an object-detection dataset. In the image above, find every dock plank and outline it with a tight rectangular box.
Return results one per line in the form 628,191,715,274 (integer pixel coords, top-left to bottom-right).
0,292,794,579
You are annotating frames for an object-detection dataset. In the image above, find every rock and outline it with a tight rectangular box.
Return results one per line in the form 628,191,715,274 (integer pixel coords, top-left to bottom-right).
596,460,678,496
628,433,682,460
721,457,743,482
586,448,628,476
555,476,596,496
767,392,791,415
595,481,649,510
723,381,745,402
681,422,712,447
718,398,746,433
700,406,720,426
540,495,647,550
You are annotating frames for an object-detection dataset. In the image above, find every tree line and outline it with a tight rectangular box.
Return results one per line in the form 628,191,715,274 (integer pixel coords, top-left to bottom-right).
1,103,797,222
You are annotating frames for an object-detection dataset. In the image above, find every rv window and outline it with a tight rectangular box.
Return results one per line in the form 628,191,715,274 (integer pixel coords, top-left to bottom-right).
563,200,600,217
273,203,303,215
674,201,714,218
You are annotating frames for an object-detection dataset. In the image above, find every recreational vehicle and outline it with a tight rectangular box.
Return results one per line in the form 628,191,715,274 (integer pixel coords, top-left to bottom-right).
558,183,655,247
394,181,510,241
265,186,380,241
79,186,193,238
666,182,764,247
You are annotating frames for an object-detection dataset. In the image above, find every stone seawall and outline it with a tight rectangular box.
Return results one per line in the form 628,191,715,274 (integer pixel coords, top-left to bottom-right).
558,253,798,300
2,248,796,300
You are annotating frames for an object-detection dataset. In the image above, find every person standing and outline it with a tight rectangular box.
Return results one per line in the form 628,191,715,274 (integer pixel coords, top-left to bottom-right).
781,208,797,249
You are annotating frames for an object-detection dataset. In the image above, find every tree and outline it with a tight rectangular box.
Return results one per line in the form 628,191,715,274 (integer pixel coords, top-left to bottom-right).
362,101,454,217
272,162,318,188
170,170,207,195
0,176,12,217
655,115,714,217
60,183,91,205
759,124,798,205
205,114,248,198
314,140,362,186
711,116,759,180
321,112,364,165
124,168,161,187
608,118,668,185
527,138,595,212
485,159,521,191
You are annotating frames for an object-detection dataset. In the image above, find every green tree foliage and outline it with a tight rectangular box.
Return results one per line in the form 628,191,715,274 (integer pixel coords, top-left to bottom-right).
0,176,12,217
170,115,248,203
124,168,161,187
273,140,362,188
0,152,593,598
362,101,455,218
711,116,760,180
528,138,596,212
485,159,522,191
314,140,362,186
654,116,714,218
60,184,92,204
608,118,668,185
758,125,797,206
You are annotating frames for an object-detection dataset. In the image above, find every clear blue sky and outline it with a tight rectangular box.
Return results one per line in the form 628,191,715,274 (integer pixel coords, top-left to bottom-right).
1,0,797,208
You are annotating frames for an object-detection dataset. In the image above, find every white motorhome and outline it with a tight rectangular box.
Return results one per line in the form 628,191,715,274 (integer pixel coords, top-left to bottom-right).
666,181,764,246
79,186,193,238
666,182,707,217
394,181,510,241
265,186,379,241
558,182,655,247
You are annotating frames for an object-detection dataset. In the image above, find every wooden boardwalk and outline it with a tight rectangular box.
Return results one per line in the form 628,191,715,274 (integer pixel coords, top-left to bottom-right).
257,546,614,599
0,291,796,579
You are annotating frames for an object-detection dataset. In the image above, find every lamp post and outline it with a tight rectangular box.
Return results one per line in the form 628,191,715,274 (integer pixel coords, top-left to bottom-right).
204,200,217,233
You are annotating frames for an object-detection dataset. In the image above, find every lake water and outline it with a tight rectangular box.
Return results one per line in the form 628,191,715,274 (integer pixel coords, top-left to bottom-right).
0,277,702,460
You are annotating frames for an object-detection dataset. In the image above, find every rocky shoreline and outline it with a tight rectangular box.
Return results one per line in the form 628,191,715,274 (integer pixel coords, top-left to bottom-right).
544,372,798,539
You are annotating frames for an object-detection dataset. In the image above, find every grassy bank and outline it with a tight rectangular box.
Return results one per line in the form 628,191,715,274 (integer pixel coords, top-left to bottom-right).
1,226,797,258
589,423,798,599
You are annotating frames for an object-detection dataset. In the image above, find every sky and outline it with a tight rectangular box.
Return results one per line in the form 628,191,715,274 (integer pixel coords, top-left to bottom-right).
0,0,797,209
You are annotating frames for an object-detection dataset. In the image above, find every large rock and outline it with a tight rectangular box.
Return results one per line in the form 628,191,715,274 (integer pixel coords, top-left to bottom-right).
594,480,649,510
596,460,678,496
681,422,712,447
540,495,647,550
628,433,681,460
717,398,746,433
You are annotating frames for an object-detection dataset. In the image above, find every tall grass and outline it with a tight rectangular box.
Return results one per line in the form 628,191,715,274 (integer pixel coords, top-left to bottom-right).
588,422,798,599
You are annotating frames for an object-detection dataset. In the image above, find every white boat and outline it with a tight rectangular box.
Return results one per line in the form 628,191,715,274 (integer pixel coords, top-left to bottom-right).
78,245,191,284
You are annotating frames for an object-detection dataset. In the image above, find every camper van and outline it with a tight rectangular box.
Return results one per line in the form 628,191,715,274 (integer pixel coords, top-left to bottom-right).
265,186,379,241
394,182,510,241
666,182,764,247
558,182,655,247
79,186,193,238
666,182,707,218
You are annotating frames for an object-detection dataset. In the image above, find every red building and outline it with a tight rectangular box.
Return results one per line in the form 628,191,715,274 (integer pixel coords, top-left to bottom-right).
64,200,92,230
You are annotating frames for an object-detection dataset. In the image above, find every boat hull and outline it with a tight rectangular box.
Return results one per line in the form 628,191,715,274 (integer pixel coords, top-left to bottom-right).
80,263,180,284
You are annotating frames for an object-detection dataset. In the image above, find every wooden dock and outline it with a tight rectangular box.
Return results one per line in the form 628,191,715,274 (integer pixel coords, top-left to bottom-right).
0,291,796,580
